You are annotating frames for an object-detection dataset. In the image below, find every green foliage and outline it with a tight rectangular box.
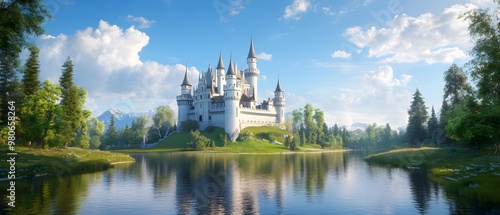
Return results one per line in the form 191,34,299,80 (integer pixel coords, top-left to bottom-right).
180,119,199,132
0,0,51,63
445,98,499,147
152,105,174,139
22,45,41,97
88,118,104,149
20,80,61,147
407,89,428,145
462,4,500,104
220,133,228,146
427,107,439,146
103,115,118,149
188,130,211,150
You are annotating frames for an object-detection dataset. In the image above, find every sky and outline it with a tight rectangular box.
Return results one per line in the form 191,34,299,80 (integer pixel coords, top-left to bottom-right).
30,0,496,129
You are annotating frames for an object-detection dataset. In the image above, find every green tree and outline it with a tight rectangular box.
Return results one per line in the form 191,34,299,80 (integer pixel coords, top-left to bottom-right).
88,118,104,149
22,45,41,97
58,58,88,148
152,105,174,139
427,107,439,146
383,123,392,145
188,130,210,150
20,80,60,148
407,89,428,145
462,3,500,105
103,115,118,148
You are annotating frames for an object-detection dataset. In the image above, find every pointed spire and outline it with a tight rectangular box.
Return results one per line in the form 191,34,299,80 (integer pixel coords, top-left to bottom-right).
226,56,236,76
274,79,283,92
217,51,225,69
247,37,257,59
181,66,191,86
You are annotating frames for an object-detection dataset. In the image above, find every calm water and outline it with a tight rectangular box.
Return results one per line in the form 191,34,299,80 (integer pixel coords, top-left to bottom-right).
1,151,498,214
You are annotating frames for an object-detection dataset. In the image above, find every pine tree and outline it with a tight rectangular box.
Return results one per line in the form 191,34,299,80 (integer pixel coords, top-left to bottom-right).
427,107,439,146
58,57,87,148
22,46,41,97
104,115,118,148
407,89,429,145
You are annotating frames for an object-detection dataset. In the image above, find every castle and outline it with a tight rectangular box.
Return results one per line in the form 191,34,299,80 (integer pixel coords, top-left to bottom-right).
176,39,286,140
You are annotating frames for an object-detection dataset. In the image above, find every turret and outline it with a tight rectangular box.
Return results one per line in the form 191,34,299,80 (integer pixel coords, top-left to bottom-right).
245,38,259,102
224,58,241,140
273,79,286,124
216,52,226,95
177,67,194,130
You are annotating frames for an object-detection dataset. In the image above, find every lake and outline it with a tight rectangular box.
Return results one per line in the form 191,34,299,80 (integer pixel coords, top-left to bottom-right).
1,151,498,214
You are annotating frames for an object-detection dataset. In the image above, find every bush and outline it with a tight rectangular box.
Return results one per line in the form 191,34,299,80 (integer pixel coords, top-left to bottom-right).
181,120,199,132
188,130,210,150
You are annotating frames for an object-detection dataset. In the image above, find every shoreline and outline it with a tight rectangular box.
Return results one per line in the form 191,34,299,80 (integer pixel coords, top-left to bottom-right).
364,147,500,204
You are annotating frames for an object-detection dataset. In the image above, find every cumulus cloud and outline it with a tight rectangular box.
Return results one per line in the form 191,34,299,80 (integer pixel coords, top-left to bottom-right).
256,52,272,60
283,0,310,20
126,15,155,28
319,65,412,129
344,4,474,64
331,50,352,58
37,20,199,116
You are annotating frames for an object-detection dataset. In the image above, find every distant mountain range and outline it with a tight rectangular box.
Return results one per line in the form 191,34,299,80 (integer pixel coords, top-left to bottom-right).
97,108,154,130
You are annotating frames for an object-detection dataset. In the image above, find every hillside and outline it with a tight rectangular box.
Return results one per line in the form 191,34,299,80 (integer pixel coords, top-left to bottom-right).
117,126,296,153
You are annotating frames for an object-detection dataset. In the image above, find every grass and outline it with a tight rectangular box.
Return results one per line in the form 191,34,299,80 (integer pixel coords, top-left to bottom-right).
364,147,500,204
113,126,344,154
0,145,135,179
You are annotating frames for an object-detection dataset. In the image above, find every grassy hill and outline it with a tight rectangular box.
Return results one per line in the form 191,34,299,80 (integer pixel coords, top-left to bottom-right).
116,126,293,153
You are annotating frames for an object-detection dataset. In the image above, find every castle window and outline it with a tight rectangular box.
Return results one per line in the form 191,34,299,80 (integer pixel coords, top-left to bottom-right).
209,116,211,121
199,115,202,122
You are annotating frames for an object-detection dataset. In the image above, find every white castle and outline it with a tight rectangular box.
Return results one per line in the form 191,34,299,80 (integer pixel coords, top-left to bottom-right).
176,39,286,140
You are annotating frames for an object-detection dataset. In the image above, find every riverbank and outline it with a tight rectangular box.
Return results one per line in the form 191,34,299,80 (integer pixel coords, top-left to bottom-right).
0,146,135,180
364,147,500,204
112,126,346,154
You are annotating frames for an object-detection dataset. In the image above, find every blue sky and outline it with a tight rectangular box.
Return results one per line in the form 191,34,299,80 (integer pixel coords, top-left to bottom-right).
32,0,495,129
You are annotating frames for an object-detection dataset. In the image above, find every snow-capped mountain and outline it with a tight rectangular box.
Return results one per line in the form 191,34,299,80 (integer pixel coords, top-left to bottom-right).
97,108,154,130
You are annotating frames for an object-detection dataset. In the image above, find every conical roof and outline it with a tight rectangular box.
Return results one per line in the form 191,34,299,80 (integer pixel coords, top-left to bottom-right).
274,79,283,92
216,52,225,69
181,69,191,86
226,58,236,76
247,38,257,59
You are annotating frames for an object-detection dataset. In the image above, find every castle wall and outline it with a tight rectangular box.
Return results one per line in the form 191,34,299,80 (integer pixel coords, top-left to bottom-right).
238,108,278,130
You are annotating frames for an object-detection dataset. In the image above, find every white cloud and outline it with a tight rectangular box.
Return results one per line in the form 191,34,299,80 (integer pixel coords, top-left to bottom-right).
37,20,199,117
261,75,267,80
331,50,352,58
344,4,474,64
283,0,310,20
256,52,272,60
317,65,412,129
126,15,155,28
213,0,246,22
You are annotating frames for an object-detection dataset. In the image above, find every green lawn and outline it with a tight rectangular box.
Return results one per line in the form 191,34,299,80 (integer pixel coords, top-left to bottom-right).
0,146,134,179
365,147,500,204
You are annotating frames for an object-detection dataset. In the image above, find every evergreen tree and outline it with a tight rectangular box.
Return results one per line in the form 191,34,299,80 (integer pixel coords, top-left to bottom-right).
22,45,41,97
104,115,118,148
383,123,392,145
58,58,88,148
427,107,439,146
407,89,429,145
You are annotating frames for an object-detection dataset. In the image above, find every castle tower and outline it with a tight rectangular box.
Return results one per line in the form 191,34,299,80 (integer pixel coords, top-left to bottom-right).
216,52,226,95
176,68,193,130
245,38,259,102
273,79,286,124
224,58,241,139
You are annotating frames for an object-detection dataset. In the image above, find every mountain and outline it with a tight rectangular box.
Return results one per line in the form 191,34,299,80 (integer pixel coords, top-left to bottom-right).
97,108,154,130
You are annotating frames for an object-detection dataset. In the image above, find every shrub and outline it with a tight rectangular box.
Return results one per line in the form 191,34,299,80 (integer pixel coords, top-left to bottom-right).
181,120,199,132
188,130,210,150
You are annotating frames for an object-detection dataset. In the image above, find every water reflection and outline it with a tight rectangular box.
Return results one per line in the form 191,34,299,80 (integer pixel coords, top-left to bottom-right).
1,151,498,214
